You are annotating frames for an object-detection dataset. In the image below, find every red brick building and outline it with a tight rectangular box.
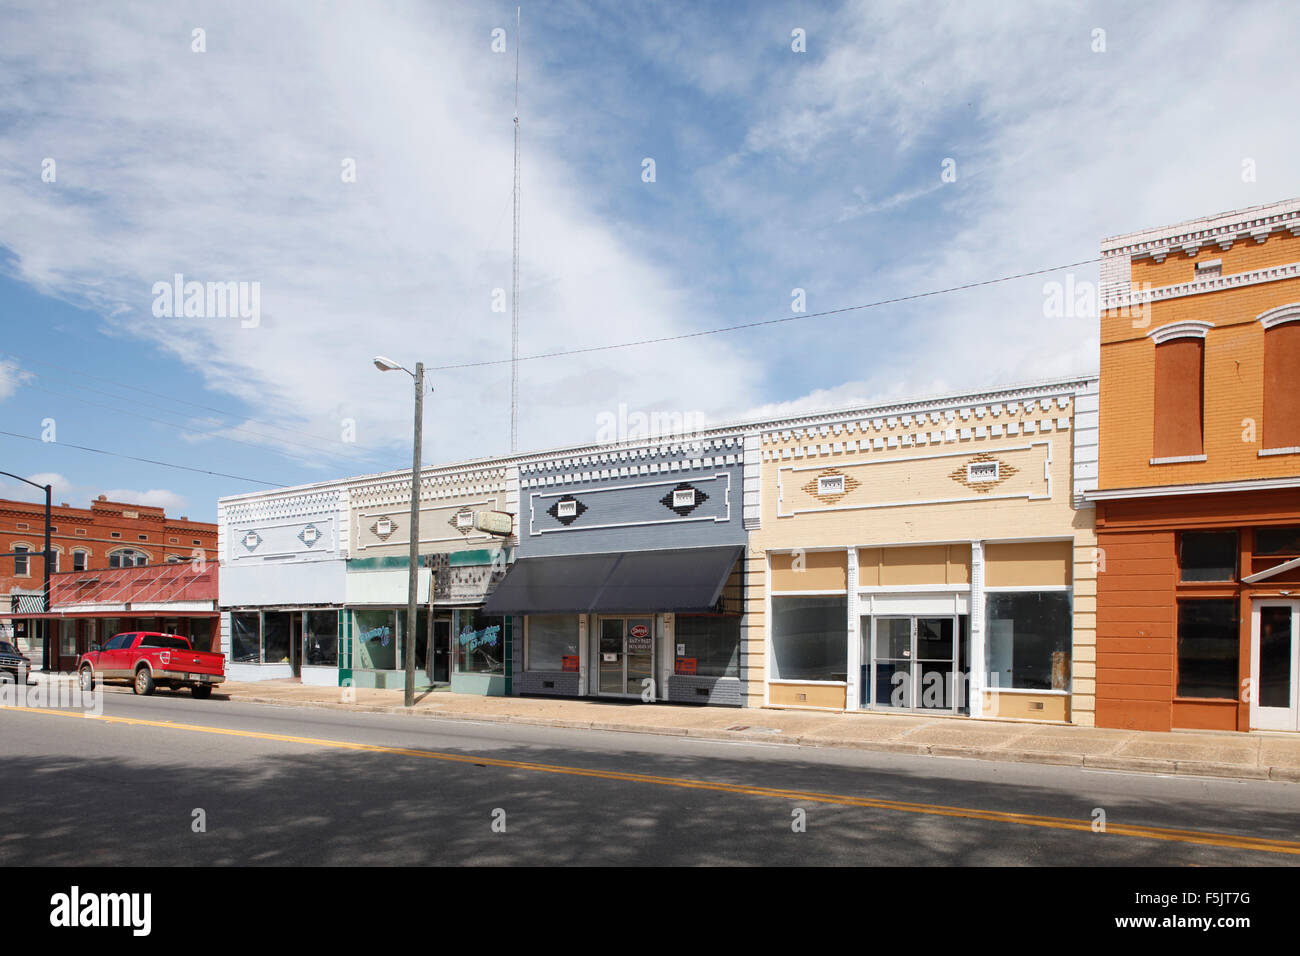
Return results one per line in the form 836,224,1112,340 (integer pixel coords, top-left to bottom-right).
1,495,217,665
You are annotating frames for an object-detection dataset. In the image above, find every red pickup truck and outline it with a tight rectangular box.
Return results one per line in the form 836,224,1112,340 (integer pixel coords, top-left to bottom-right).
77,631,226,699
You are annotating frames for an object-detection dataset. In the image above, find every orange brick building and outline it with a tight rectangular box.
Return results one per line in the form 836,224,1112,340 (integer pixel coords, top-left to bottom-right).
1,495,217,666
1088,198,1300,732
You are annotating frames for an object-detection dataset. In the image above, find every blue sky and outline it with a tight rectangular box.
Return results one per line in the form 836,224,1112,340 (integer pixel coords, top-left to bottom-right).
1,0,1297,520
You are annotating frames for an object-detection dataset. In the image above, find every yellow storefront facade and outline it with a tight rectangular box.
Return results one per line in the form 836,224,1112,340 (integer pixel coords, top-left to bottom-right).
743,378,1101,724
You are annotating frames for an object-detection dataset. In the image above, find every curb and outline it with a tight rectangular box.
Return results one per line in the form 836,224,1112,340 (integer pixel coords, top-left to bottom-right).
219,690,1296,783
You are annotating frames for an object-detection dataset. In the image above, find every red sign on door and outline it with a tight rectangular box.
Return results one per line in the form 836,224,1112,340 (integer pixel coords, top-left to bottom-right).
561,655,579,672
675,658,697,675
629,624,650,639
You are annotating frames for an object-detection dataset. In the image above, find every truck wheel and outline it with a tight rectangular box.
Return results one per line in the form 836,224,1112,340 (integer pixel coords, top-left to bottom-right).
0,670,13,684
133,667,156,696
79,666,95,692
190,684,212,700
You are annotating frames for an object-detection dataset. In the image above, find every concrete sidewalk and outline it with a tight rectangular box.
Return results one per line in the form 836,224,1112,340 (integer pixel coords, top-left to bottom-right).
201,678,1300,783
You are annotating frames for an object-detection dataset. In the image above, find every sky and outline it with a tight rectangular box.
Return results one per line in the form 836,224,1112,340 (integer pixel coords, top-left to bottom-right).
0,0,1296,521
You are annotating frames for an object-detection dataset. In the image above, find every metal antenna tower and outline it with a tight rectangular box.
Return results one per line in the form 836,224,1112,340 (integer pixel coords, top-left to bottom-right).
510,5,521,451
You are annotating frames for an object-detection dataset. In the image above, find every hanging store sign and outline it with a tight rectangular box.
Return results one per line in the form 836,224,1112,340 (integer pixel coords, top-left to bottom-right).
472,510,515,537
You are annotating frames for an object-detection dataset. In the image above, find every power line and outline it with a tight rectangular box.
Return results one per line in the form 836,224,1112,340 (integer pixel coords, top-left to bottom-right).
18,373,377,466
0,348,379,453
19,381,372,467
0,430,285,487
430,256,1102,372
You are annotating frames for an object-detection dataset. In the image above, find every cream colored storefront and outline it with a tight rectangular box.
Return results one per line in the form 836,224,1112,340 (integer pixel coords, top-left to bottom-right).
743,380,1100,725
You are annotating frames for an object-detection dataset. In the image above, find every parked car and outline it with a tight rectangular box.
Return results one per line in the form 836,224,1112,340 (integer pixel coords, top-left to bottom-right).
0,640,31,684
77,631,225,698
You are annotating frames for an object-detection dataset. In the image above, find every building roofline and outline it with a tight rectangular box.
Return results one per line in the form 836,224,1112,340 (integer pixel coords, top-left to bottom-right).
219,373,1099,505
1100,197,1300,254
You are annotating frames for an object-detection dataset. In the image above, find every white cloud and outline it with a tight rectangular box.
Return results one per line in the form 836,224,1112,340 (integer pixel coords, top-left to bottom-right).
100,488,189,514
0,1,761,468
0,358,32,401
0,0,1295,486
0,472,186,515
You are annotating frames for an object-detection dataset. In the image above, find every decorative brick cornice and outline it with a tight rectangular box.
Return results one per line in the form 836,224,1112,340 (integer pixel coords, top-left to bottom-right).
1100,198,1300,260
1102,261,1300,313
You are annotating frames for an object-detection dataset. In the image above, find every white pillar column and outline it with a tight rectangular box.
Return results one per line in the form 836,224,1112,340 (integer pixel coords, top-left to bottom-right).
969,540,985,718
577,614,589,697
660,612,674,703
845,547,859,710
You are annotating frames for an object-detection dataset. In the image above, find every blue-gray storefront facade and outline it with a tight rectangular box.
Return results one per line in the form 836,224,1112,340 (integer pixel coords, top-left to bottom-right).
490,434,751,705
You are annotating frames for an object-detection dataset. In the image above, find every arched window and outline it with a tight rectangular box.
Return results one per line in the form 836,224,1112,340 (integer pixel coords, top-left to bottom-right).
72,549,89,572
1148,321,1212,463
108,548,149,568
1260,304,1300,453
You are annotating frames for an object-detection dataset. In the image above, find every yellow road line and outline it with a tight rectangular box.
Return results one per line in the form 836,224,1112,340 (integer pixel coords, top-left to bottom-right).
6,704,1298,856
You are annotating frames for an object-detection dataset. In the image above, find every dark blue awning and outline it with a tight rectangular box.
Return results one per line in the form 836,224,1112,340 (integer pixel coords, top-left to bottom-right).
482,546,742,615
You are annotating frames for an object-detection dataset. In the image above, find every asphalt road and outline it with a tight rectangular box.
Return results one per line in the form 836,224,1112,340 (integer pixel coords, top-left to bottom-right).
3,687,1298,866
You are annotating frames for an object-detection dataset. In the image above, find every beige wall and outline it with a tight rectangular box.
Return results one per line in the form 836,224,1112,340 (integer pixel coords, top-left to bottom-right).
769,682,847,709
859,544,970,586
745,390,1096,719
771,549,847,591
349,467,514,558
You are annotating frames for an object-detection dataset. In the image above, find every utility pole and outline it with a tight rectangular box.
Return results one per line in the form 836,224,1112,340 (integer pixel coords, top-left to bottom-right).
405,362,424,708
511,4,521,451
42,481,51,670
372,357,426,708
0,471,52,670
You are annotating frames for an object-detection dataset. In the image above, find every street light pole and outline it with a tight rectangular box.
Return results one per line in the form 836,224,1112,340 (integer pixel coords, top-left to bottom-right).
42,482,51,670
374,357,425,708
404,362,424,708
0,471,52,669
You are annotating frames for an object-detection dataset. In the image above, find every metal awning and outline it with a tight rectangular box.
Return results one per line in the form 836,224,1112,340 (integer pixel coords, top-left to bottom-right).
482,545,742,615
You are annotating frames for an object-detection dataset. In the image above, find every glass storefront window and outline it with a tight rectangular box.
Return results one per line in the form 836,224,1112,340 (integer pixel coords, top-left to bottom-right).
262,612,292,664
396,610,430,672
456,609,506,675
771,596,848,681
306,611,339,667
1176,599,1239,699
354,610,397,670
985,591,1072,691
189,618,213,653
231,612,260,663
526,615,579,671
1179,531,1238,582
675,614,740,678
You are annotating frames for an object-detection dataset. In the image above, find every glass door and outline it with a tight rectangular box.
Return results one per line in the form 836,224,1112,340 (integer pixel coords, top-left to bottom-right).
873,617,914,708
1252,601,1299,731
430,617,451,684
596,617,655,697
598,618,625,694
868,615,961,712
624,618,654,696
915,617,955,711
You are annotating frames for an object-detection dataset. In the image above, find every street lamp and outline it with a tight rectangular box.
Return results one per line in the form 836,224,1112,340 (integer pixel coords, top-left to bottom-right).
0,471,52,671
374,356,424,707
